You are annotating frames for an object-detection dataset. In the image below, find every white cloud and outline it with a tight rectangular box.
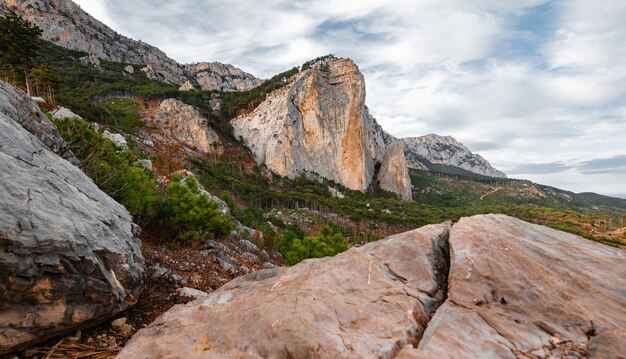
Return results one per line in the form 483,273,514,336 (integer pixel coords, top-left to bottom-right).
72,0,626,196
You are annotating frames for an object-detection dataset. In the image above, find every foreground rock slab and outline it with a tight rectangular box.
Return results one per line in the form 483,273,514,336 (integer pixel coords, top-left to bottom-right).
119,223,451,358
400,214,626,359
0,82,144,354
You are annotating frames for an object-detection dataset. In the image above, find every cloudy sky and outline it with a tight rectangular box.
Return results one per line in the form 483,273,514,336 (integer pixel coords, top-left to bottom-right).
74,0,626,198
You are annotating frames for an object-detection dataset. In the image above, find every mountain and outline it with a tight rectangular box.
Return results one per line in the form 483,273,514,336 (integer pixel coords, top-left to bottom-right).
402,134,507,178
231,58,393,193
0,0,261,91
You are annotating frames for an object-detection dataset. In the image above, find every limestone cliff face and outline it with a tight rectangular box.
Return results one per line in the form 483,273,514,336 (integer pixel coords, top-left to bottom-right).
377,140,412,201
183,62,263,92
402,134,507,178
145,99,222,156
232,59,385,192
1,0,261,91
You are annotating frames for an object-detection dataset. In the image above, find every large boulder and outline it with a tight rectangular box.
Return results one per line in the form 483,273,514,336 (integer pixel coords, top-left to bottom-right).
400,214,626,358
232,58,390,192
0,82,144,354
120,214,625,358
119,223,452,358
377,140,412,201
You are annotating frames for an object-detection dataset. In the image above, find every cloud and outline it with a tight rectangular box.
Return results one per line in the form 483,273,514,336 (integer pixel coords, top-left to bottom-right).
578,155,626,175
72,0,626,197
508,162,573,175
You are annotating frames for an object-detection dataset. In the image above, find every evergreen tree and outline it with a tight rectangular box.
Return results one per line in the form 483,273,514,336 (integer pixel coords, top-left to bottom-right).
0,12,42,95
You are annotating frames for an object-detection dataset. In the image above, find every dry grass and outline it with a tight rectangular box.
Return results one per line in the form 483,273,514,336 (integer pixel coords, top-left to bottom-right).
42,339,119,359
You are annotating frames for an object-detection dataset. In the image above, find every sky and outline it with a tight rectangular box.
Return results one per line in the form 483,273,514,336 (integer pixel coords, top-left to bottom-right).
73,0,626,198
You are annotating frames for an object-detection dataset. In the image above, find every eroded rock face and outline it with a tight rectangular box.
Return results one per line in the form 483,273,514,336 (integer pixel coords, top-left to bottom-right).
1,0,261,91
184,62,263,92
400,214,626,358
232,59,388,192
0,83,144,354
378,140,412,201
146,99,222,155
402,134,506,178
119,223,452,358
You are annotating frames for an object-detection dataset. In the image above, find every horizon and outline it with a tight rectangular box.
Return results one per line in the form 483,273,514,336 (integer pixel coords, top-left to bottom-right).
74,0,626,198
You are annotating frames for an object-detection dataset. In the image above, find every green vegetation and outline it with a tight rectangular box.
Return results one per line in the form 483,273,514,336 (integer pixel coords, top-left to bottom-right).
277,225,347,265
53,117,233,244
0,12,43,96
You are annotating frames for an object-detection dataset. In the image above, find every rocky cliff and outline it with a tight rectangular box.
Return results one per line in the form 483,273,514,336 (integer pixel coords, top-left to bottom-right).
0,0,261,91
402,134,507,178
0,82,144,354
119,214,626,358
183,62,263,92
377,140,413,201
232,58,391,193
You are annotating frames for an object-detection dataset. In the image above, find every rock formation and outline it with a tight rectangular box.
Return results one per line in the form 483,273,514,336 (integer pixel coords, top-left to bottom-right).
402,134,506,178
119,222,451,358
0,82,144,354
377,140,413,201
0,0,261,91
146,99,223,156
183,62,263,92
232,58,390,192
120,214,625,358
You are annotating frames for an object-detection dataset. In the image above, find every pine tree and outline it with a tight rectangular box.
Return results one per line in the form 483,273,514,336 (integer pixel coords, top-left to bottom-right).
0,12,42,96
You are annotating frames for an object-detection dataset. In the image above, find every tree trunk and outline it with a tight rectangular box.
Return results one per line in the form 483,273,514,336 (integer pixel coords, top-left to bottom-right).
23,60,31,96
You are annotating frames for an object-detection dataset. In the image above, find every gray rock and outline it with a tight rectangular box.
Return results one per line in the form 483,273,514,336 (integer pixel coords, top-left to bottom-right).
0,82,144,355
262,262,275,269
179,287,209,300
123,65,134,74
102,130,128,149
237,239,259,253
51,106,81,120
111,317,133,338
29,96,45,103
0,82,77,164
149,265,172,280
142,139,154,147
401,134,506,178
240,252,260,264
184,62,263,92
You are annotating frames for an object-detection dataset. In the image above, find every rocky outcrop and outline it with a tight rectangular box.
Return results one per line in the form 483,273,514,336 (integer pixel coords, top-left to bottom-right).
399,214,626,358
1,0,261,91
121,214,625,358
402,134,506,178
146,99,222,155
119,222,451,358
232,59,386,192
0,81,77,164
183,62,263,92
0,82,144,354
377,140,412,201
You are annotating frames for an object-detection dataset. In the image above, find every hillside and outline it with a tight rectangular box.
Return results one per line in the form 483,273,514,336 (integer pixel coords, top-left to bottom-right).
1,5,625,357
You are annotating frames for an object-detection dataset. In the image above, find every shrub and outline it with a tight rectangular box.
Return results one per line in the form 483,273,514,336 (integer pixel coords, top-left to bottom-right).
278,225,347,265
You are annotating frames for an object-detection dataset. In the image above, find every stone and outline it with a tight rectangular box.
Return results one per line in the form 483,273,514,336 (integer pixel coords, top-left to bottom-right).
148,265,171,280
179,287,209,300
328,186,345,199
29,96,45,103
142,139,154,147
237,239,259,253
401,134,506,178
377,140,412,201
0,82,77,164
262,262,275,269
79,55,100,66
119,223,451,358
102,130,128,149
241,252,260,264
232,58,391,192
50,106,82,120
147,99,223,155
123,65,134,74
178,80,195,91
177,170,230,215
0,82,144,355
183,62,262,92
111,317,133,338
399,214,626,358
